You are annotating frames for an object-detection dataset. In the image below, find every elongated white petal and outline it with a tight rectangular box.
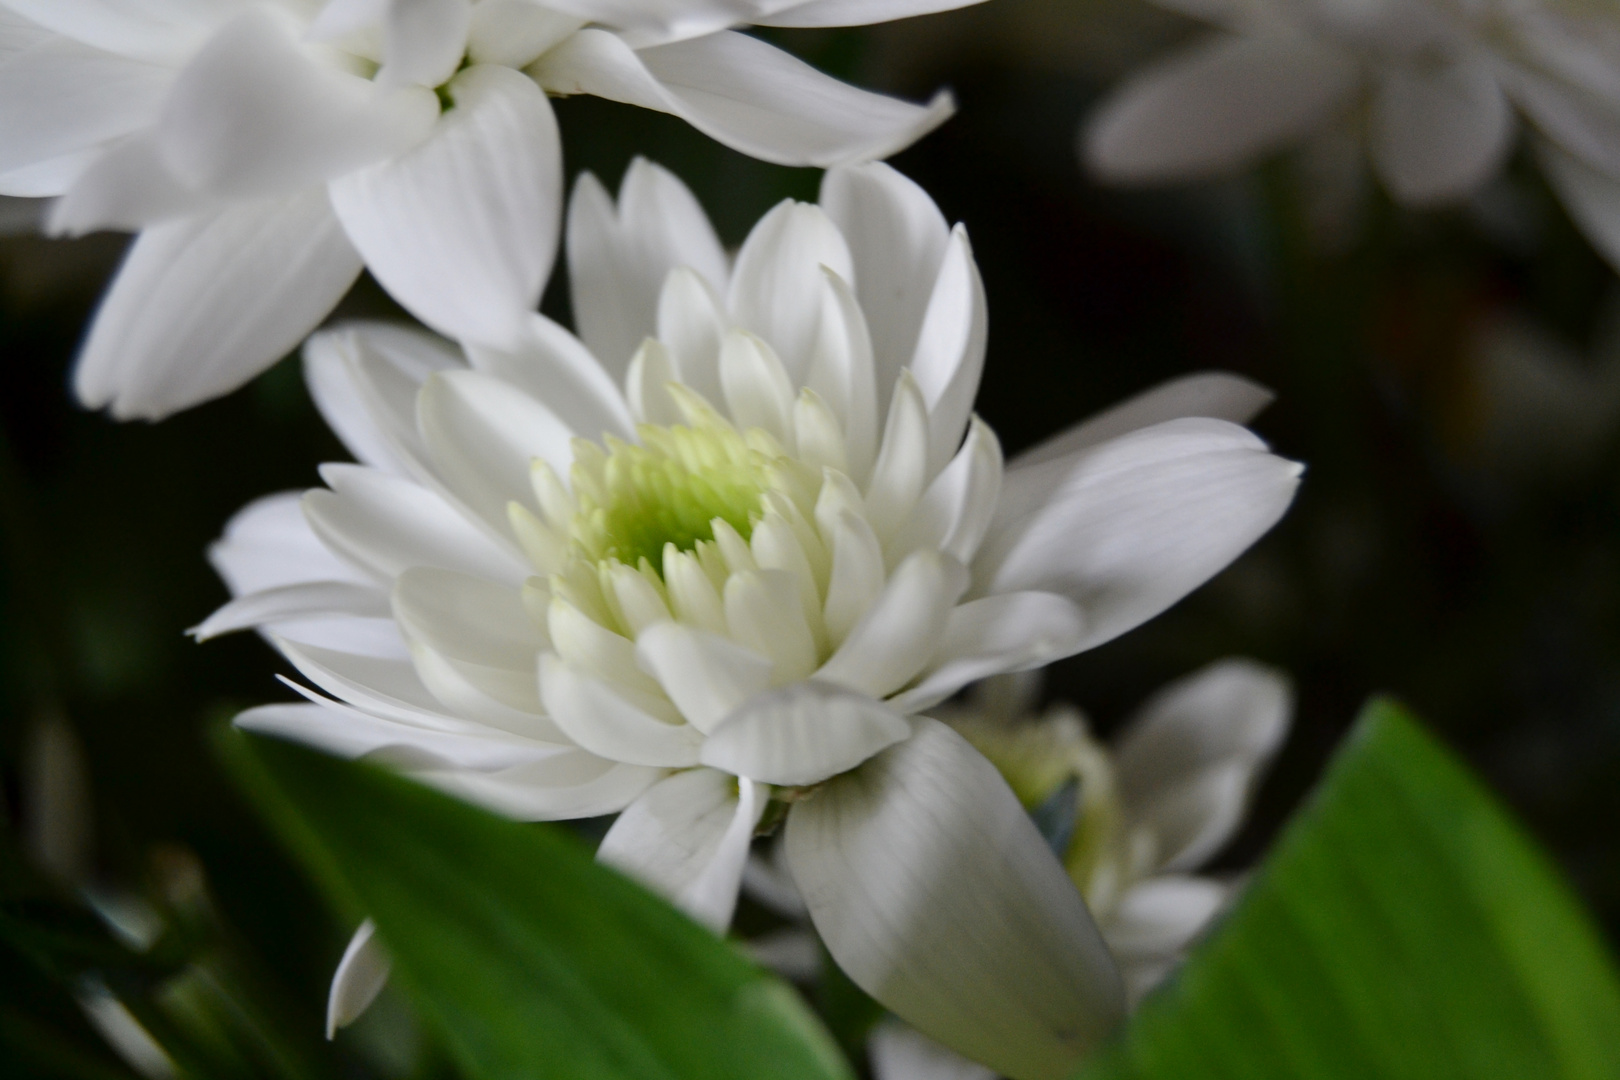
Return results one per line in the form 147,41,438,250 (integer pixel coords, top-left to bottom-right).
532,29,954,168
0,147,101,198
720,329,796,445
909,226,986,475
820,162,949,407
1540,139,1620,274
539,654,703,767
156,8,437,198
566,160,728,381
465,314,634,446
210,492,371,597
634,622,773,735
1084,33,1358,181
374,0,473,89
785,717,1124,1080
978,418,1300,652
817,550,967,699
1,0,238,64
656,265,728,409
417,369,575,538
821,506,885,644
330,65,561,348
890,591,1086,713
415,752,662,820
1113,658,1291,872
729,199,854,381
868,1021,996,1080
468,1,583,68
804,267,879,482
304,323,461,476
276,639,472,731
863,372,930,541
50,130,216,237
0,36,169,179
1103,875,1227,962
759,0,982,27
597,768,762,930
1369,57,1512,205
892,416,1001,564
1011,371,1273,471
236,700,558,769
190,582,390,641
724,569,818,682
73,191,362,419
327,920,390,1038
305,465,529,584
700,682,909,785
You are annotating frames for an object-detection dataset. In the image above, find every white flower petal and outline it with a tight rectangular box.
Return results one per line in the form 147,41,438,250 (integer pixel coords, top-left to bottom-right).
656,265,729,409
1113,657,1291,871
73,191,362,419
1,0,238,64
304,322,461,476
724,569,818,683
634,622,774,735
1369,57,1513,205
597,768,763,930
415,752,662,820
374,0,472,89
1505,68,1620,180
465,314,635,445
890,591,1087,713
566,159,728,382
468,1,583,68
1103,875,1227,963
977,418,1300,652
758,0,982,28
211,492,371,596
330,64,561,347
235,700,557,769
1539,139,1620,274
417,369,575,539
539,653,704,767
1011,371,1274,471
863,372,930,541
908,226,986,475
784,717,1125,1080
0,35,170,179
891,416,1001,564
719,329,797,445
1127,764,1248,877
327,920,390,1038
275,639,474,732
729,199,853,381
804,267,880,482
821,505,886,644
305,464,529,585
1084,33,1359,182
700,681,910,785
816,550,967,699
867,1021,996,1080
531,29,954,168
49,130,215,237
746,927,821,980
155,8,437,197
0,146,101,198
190,581,390,641
820,162,949,411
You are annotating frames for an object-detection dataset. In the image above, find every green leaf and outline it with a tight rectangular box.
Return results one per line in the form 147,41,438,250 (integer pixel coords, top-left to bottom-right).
1082,699,1620,1080
216,729,852,1080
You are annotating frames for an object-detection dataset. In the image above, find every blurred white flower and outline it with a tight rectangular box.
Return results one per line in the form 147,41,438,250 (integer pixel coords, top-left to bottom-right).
197,159,1300,1080
0,0,975,420
1083,0,1620,266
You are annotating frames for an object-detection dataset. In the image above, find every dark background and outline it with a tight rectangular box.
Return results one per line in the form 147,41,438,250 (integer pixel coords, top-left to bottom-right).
3,5,1617,1074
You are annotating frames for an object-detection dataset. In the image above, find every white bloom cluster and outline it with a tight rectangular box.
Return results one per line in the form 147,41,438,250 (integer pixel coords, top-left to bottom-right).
0,0,977,419
198,159,1301,1080
1084,0,1620,267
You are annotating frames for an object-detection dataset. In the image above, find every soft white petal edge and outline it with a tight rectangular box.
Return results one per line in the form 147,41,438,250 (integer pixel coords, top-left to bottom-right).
327,919,390,1038
785,717,1124,1080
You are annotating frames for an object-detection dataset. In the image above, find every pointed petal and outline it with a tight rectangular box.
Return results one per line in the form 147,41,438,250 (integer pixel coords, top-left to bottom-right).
539,653,704,767
1010,371,1274,471
977,418,1300,652
634,622,774,735
804,267,880,482
532,29,954,168
330,65,562,347
890,591,1087,713
210,492,370,596
728,199,853,381
1084,33,1358,181
566,160,727,381
465,314,634,445
327,920,390,1037
892,415,1001,564
190,581,390,641
374,0,473,89
1369,57,1513,205
73,192,362,419
759,0,984,28
700,681,910,785
784,717,1125,1080
816,550,967,699
820,162,949,408
235,699,557,769
597,768,763,930
155,8,437,197
908,226,986,475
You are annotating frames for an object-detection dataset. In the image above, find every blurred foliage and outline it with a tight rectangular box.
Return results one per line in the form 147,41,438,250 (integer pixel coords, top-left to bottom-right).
1080,700,1620,1080
0,4,1618,1074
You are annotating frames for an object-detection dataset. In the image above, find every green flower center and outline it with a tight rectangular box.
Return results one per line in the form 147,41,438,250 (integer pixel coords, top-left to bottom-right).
571,422,772,572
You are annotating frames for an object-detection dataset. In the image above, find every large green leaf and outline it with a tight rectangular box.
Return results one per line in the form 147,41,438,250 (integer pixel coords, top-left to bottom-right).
1082,699,1620,1080
217,730,851,1080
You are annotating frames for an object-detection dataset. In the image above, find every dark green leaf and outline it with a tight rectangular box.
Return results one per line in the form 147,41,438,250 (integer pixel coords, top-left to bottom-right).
217,729,852,1080
1082,698,1620,1080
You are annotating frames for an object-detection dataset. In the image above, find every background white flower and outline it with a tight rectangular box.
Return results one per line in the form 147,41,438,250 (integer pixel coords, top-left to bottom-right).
197,158,1300,1079
1082,0,1620,270
0,0,977,420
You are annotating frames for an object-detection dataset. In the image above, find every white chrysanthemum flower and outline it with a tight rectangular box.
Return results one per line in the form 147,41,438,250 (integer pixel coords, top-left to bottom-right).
1083,0,1620,265
198,159,1300,1080
0,0,974,420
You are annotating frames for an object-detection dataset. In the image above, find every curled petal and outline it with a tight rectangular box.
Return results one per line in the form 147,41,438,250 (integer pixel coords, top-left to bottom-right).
784,717,1125,1080
327,920,391,1038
